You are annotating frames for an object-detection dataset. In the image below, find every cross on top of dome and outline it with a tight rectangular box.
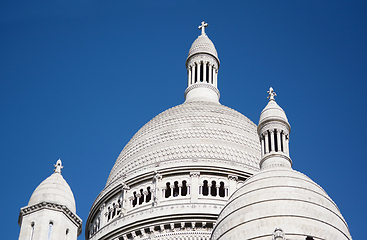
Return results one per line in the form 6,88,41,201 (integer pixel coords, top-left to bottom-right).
198,21,208,35
267,87,277,101
54,159,63,174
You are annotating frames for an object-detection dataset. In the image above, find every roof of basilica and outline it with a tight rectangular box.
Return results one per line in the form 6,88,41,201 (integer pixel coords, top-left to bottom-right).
212,167,352,240
106,100,261,187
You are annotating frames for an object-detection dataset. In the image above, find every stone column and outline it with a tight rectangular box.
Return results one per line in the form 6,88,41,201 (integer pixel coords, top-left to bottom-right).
270,130,275,152
192,64,196,83
208,64,213,84
261,136,265,156
214,69,218,87
178,183,182,196
188,67,191,86
190,172,200,203
276,130,281,152
264,132,269,154
281,132,286,153
285,135,290,155
99,204,106,228
228,175,238,196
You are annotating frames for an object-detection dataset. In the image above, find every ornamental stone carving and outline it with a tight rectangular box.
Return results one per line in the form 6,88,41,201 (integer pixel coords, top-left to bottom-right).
228,175,238,181
272,228,285,240
190,172,200,178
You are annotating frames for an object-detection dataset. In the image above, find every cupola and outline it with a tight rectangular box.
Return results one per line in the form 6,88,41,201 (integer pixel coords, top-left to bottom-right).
257,87,292,169
185,21,220,103
18,160,82,240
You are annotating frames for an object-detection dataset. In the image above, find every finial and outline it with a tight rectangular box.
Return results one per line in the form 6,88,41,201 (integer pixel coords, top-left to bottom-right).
267,87,277,101
54,159,63,174
198,21,208,35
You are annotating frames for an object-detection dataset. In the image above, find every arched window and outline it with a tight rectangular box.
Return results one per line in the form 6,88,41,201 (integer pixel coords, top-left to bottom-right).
181,180,188,196
112,203,116,218
274,130,278,152
107,207,111,221
165,182,171,198
219,182,225,197
139,189,144,205
202,180,209,196
146,187,151,202
200,61,204,82
30,222,35,240
211,181,217,196
267,130,272,152
132,192,137,207
47,222,53,240
173,181,179,197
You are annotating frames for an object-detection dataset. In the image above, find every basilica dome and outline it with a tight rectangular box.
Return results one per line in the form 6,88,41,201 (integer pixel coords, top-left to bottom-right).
87,22,261,240
106,100,260,187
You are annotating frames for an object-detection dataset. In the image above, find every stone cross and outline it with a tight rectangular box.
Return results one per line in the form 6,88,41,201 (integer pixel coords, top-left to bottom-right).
198,21,208,35
54,159,63,174
267,87,277,101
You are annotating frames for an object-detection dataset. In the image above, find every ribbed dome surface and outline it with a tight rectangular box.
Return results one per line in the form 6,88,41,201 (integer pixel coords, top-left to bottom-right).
259,100,289,125
212,168,352,240
106,101,261,187
188,34,218,60
28,172,76,213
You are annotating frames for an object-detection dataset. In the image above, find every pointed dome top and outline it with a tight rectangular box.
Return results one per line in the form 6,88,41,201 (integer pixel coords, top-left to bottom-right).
187,21,219,64
28,160,76,213
259,87,289,127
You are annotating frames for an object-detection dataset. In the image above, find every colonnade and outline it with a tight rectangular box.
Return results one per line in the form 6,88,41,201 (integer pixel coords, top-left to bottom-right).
260,129,289,157
187,61,218,87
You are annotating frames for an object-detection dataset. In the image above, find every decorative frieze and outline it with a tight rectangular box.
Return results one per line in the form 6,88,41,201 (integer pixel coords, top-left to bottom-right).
19,201,82,235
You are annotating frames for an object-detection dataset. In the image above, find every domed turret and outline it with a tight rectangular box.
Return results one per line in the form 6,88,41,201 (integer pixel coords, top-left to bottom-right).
185,21,220,103
18,160,82,240
211,88,352,240
258,87,292,170
28,159,76,213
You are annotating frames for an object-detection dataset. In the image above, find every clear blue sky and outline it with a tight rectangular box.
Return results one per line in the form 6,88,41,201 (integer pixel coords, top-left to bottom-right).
1,1,366,239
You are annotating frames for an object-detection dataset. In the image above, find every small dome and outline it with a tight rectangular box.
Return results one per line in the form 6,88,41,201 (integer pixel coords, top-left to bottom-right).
187,34,219,62
259,99,288,126
212,168,352,240
28,170,76,213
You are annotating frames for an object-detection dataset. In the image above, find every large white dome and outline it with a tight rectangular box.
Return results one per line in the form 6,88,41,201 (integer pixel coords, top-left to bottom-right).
106,100,260,187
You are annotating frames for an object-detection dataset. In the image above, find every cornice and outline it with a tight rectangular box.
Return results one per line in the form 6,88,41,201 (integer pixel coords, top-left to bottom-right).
184,83,220,99
18,201,82,236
